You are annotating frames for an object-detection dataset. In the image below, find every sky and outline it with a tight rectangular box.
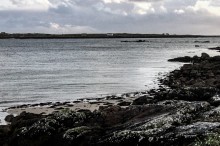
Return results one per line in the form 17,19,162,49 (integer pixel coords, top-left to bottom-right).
0,0,220,35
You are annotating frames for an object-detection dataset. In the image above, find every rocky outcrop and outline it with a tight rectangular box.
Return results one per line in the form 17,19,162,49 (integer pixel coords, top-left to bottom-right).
194,41,210,43
121,40,149,43
208,46,220,52
2,100,218,146
164,53,220,88
168,56,192,62
168,53,210,63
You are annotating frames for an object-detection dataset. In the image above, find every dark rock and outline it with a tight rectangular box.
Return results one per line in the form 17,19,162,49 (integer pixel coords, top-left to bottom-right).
10,111,45,129
77,109,91,113
117,101,131,106
73,100,81,103
121,40,148,43
208,46,220,51
209,56,220,62
0,125,10,136
201,52,210,59
168,56,192,62
194,41,210,43
0,125,11,146
132,95,154,105
63,126,103,145
209,95,220,106
5,114,14,123
55,107,64,110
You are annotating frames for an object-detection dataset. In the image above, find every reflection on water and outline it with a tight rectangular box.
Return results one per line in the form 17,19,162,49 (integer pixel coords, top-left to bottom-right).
0,38,219,107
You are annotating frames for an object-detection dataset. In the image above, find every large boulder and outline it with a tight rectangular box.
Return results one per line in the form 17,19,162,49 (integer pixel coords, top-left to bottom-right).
201,52,210,59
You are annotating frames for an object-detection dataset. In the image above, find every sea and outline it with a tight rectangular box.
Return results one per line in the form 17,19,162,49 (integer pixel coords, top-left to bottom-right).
0,37,219,123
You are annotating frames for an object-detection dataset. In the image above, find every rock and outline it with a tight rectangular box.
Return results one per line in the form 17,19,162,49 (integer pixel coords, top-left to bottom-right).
63,126,102,145
117,101,131,106
98,101,211,146
19,118,59,138
154,87,219,101
163,54,220,88
102,122,220,146
0,125,11,146
209,56,220,62
194,41,210,43
121,40,148,43
10,111,45,130
132,95,153,105
5,114,14,123
209,95,220,106
0,125,11,136
63,126,92,141
201,52,210,59
168,56,192,62
208,46,220,51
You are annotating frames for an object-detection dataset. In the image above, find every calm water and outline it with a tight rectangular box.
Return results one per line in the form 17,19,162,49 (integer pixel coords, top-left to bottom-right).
0,38,219,108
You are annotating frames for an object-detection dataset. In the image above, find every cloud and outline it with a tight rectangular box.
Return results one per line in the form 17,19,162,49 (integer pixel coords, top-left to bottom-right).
0,0,219,35
187,0,220,16
174,9,185,14
0,0,51,11
48,23,97,33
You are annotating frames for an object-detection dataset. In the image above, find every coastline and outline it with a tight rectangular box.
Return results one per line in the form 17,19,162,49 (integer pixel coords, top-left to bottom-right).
1,47,220,145
1,33,220,39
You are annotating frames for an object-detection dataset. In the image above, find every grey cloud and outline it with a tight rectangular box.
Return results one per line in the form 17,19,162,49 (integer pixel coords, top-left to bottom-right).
0,0,219,35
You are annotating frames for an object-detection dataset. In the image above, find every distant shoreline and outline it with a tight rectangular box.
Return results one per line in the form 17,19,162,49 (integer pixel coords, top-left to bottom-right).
0,33,220,39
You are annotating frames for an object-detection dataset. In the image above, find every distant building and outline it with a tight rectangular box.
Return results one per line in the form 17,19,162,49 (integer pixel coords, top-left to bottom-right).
107,33,114,36
162,33,170,36
0,32,6,34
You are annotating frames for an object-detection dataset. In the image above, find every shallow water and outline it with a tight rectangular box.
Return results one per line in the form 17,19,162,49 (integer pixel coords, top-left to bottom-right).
0,38,219,109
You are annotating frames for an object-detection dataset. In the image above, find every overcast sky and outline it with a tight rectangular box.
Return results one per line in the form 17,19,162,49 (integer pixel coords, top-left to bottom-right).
0,0,220,35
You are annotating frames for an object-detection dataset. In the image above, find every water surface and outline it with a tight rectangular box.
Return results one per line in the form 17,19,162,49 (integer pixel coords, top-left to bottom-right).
0,38,219,108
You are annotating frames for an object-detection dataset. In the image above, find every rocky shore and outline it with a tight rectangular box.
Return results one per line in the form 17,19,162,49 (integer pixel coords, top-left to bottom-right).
1,50,220,146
